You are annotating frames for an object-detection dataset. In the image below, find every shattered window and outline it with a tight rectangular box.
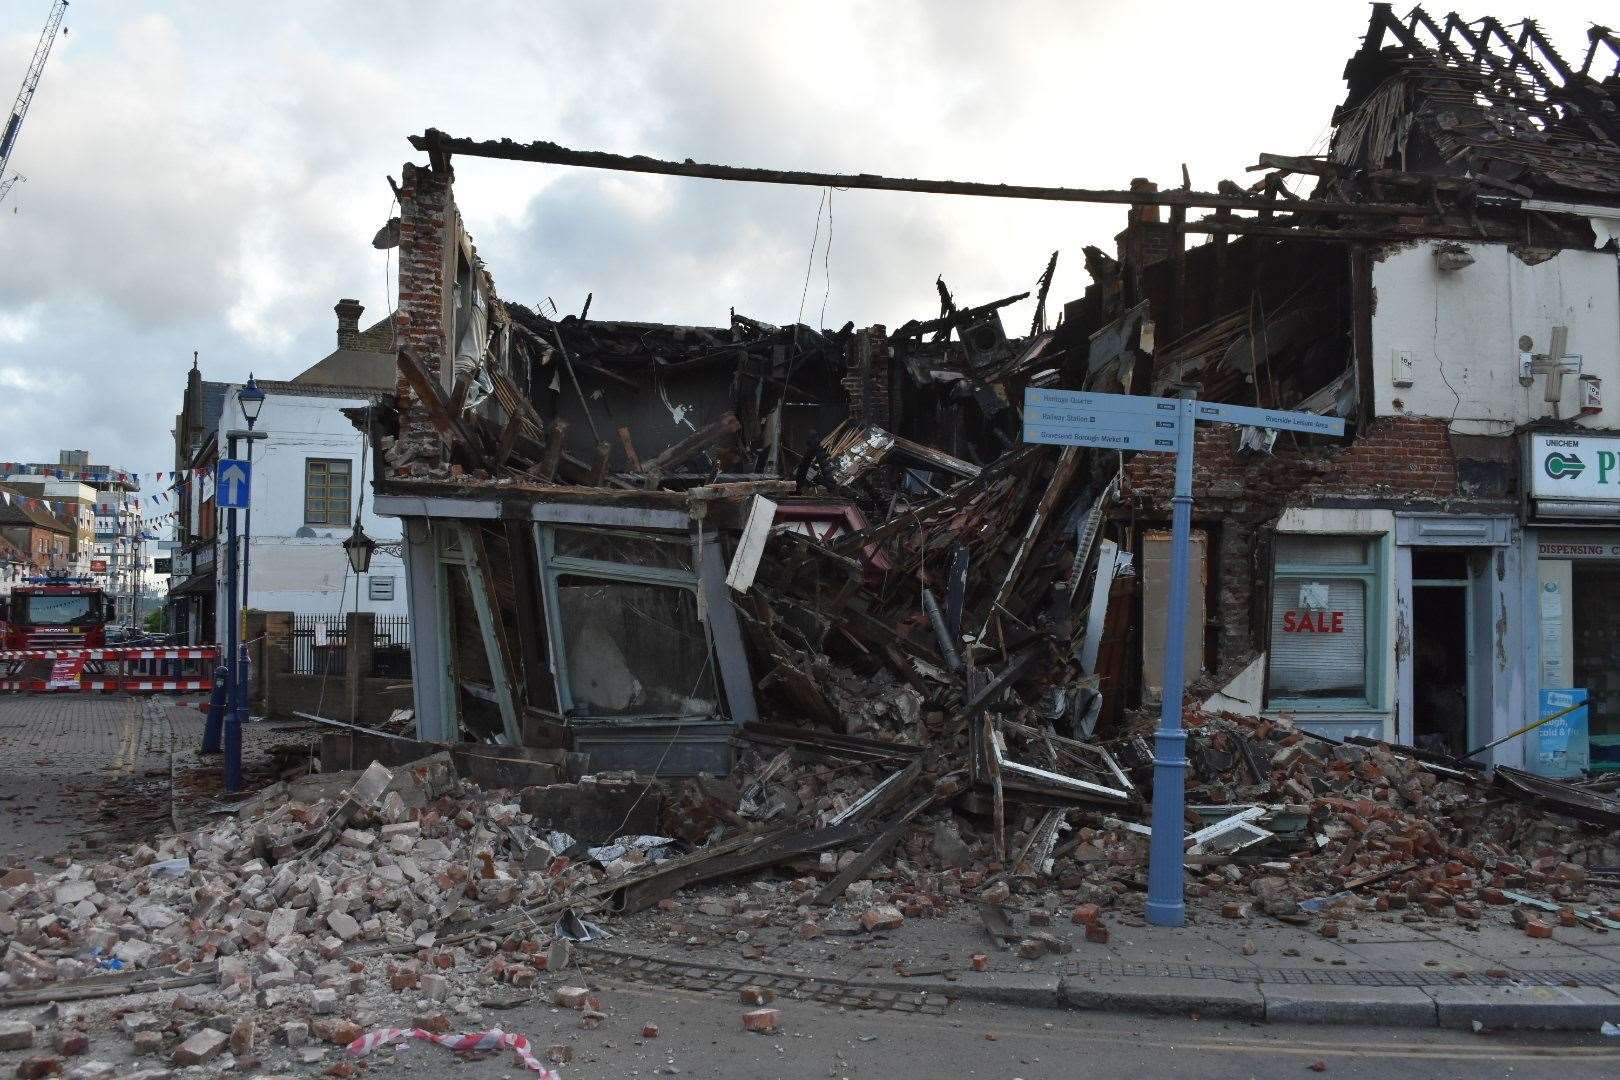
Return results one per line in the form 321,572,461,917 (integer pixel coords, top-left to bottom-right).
552,527,694,572
555,575,717,719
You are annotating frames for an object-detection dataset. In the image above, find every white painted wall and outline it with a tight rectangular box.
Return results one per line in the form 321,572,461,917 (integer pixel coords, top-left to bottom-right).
212,386,406,641
1370,241,1620,434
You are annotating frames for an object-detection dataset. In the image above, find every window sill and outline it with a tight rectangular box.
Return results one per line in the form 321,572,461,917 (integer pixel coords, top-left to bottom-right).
1264,702,1384,715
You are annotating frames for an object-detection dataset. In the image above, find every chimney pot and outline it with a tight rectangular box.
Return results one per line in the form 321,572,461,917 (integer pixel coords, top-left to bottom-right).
335,298,365,350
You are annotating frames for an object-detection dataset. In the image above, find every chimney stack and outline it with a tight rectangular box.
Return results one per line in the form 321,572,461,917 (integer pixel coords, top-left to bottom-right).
1128,178,1160,223
335,298,364,350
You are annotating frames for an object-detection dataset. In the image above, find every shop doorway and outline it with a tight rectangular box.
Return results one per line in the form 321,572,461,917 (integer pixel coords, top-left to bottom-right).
1412,550,1472,756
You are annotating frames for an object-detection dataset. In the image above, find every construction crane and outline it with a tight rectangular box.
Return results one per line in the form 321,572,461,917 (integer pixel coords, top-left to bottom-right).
0,1,68,209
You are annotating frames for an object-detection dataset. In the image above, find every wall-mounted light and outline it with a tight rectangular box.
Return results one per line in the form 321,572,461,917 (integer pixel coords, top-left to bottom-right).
343,518,376,575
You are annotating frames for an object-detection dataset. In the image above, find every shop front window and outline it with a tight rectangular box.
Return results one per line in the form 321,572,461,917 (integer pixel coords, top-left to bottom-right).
1266,535,1383,710
539,525,721,723
555,576,717,718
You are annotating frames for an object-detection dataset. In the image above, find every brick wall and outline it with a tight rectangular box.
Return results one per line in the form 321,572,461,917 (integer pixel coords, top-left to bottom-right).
841,325,892,427
390,162,454,476
1120,416,1457,508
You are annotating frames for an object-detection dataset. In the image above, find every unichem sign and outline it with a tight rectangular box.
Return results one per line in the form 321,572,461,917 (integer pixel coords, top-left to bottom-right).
1529,434,1620,501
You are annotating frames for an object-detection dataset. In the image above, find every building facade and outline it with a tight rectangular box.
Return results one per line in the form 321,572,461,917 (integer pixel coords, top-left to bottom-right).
166,303,407,644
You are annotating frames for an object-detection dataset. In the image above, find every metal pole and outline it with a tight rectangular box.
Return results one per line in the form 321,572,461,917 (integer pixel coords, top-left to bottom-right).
1146,394,1197,928
241,436,254,615
226,440,244,793
204,444,236,754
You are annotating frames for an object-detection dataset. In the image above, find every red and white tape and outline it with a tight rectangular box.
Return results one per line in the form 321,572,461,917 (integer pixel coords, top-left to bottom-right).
345,1026,561,1077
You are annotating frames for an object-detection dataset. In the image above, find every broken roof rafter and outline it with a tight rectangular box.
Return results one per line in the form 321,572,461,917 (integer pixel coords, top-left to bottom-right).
407,130,1448,220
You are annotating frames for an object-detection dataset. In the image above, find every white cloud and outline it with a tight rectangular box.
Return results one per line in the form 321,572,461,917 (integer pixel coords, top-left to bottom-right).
0,0,1605,473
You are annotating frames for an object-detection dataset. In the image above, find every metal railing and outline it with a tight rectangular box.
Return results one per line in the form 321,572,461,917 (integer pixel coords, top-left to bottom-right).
291,614,348,675
372,613,412,677
289,613,412,676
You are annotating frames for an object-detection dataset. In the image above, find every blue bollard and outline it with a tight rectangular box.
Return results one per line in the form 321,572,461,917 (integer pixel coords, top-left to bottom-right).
200,664,229,754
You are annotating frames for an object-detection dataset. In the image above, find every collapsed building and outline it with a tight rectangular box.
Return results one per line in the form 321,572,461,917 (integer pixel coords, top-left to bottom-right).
8,9,1620,1073
367,4,1620,776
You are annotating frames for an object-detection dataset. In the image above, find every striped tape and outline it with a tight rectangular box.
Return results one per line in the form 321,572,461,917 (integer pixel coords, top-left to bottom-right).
345,1026,560,1077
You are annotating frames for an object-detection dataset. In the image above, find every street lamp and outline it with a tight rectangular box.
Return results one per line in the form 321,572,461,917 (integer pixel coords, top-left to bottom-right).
343,518,376,575
239,374,265,429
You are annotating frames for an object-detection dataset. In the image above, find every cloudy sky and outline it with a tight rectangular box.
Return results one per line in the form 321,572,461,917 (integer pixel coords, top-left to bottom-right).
0,1,1604,479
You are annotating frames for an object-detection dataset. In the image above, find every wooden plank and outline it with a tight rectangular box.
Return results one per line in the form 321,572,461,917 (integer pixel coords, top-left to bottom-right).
724,495,777,593
978,447,1081,637
814,792,935,906
639,412,740,477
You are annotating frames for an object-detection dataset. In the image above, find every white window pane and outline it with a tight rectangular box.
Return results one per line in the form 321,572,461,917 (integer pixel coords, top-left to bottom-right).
1269,577,1368,699
1276,535,1371,567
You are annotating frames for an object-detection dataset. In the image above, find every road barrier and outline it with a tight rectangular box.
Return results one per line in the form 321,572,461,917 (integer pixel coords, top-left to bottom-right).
0,646,219,693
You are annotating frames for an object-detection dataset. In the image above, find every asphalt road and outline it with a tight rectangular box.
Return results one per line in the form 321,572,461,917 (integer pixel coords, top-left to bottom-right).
343,982,1620,1080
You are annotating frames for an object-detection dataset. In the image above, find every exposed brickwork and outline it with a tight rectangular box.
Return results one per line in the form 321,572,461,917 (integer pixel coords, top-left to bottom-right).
390,163,454,476
1307,417,1458,500
1116,415,1460,693
841,325,892,428
1120,416,1457,508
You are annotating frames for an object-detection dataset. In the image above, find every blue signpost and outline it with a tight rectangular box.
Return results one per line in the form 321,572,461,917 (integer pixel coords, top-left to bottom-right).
213,458,251,792
1024,387,1344,927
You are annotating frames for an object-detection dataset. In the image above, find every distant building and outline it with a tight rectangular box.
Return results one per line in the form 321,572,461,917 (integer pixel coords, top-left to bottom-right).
166,301,406,644
0,452,145,611
0,482,73,581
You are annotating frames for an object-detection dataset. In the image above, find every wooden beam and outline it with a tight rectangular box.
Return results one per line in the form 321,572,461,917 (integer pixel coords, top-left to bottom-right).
536,418,568,482
502,517,556,714
409,130,1438,219
639,412,740,477
396,348,491,469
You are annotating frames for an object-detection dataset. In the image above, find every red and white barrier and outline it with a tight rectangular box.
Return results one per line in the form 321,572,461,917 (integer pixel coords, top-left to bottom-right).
0,679,214,693
0,646,218,661
345,1026,560,1077
0,646,219,694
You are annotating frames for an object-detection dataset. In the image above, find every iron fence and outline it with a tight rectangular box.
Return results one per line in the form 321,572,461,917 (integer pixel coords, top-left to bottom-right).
291,614,348,675
289,613,412,677
372,613,412,677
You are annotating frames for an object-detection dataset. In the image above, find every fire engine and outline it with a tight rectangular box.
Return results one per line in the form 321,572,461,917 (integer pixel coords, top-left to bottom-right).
0,574,109,650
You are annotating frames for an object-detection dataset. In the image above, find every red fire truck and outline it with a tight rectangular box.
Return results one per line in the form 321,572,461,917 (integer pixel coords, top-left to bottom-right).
0,574,109,650
1,575,216,693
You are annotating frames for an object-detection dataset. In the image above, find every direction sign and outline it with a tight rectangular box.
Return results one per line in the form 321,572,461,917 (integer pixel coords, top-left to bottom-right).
216,459,252,510
1190,400,1346,436
1026,388,1182,416
1024,404,1181,434
1022,423,1178,452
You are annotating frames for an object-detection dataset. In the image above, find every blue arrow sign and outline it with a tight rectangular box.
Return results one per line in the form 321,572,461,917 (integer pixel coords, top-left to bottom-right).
216,459,251,509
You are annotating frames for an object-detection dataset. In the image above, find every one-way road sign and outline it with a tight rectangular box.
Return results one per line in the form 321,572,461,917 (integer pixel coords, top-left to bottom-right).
216,459,252,509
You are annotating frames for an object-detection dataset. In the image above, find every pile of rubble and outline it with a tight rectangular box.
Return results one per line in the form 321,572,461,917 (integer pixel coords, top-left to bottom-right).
4,698,1620,1075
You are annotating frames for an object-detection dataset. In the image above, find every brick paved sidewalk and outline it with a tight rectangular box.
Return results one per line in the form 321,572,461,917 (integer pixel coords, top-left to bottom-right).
0,695,303,866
